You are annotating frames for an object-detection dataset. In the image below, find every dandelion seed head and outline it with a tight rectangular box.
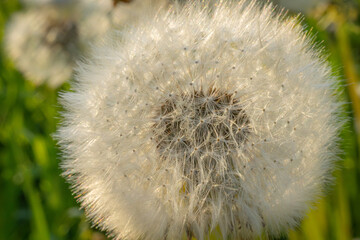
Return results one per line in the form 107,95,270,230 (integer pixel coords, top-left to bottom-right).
5,1,111,87
57,1,342,239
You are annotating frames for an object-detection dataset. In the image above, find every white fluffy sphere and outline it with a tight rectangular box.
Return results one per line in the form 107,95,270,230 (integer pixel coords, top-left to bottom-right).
57,1,341,239
5,1,111,87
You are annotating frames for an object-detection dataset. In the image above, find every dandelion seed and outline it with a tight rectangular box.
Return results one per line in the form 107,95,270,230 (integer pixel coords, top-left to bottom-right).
57,1,342,239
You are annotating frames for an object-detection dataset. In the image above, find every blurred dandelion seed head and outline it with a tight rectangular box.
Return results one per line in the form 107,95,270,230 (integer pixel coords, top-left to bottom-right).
43,18,78,53
57,1,342,239
5,1,111,87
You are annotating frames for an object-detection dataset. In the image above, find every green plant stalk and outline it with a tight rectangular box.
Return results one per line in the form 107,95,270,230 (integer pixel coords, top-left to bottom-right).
336,17,360,143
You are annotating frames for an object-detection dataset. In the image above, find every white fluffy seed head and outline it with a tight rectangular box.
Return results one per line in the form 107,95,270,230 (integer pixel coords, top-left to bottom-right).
4,1,111,87
57,1,342,239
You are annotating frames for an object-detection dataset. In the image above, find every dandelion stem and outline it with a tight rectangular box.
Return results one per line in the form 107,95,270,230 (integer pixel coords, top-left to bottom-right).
187,231,193,240
336,12,360,149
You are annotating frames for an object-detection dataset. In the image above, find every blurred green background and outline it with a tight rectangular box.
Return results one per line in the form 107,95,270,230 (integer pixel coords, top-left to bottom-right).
0,0,359,239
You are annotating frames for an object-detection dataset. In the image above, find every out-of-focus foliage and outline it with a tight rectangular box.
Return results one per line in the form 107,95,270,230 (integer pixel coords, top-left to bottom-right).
0,0,359,240
0,1,105,239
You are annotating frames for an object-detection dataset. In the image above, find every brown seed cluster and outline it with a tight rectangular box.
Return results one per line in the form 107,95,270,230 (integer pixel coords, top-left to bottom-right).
44,19,78,52
154,88,251,188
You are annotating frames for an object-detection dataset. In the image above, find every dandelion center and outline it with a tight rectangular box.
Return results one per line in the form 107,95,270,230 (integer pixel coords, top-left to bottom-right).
44,19,78,51
154,87,251,187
